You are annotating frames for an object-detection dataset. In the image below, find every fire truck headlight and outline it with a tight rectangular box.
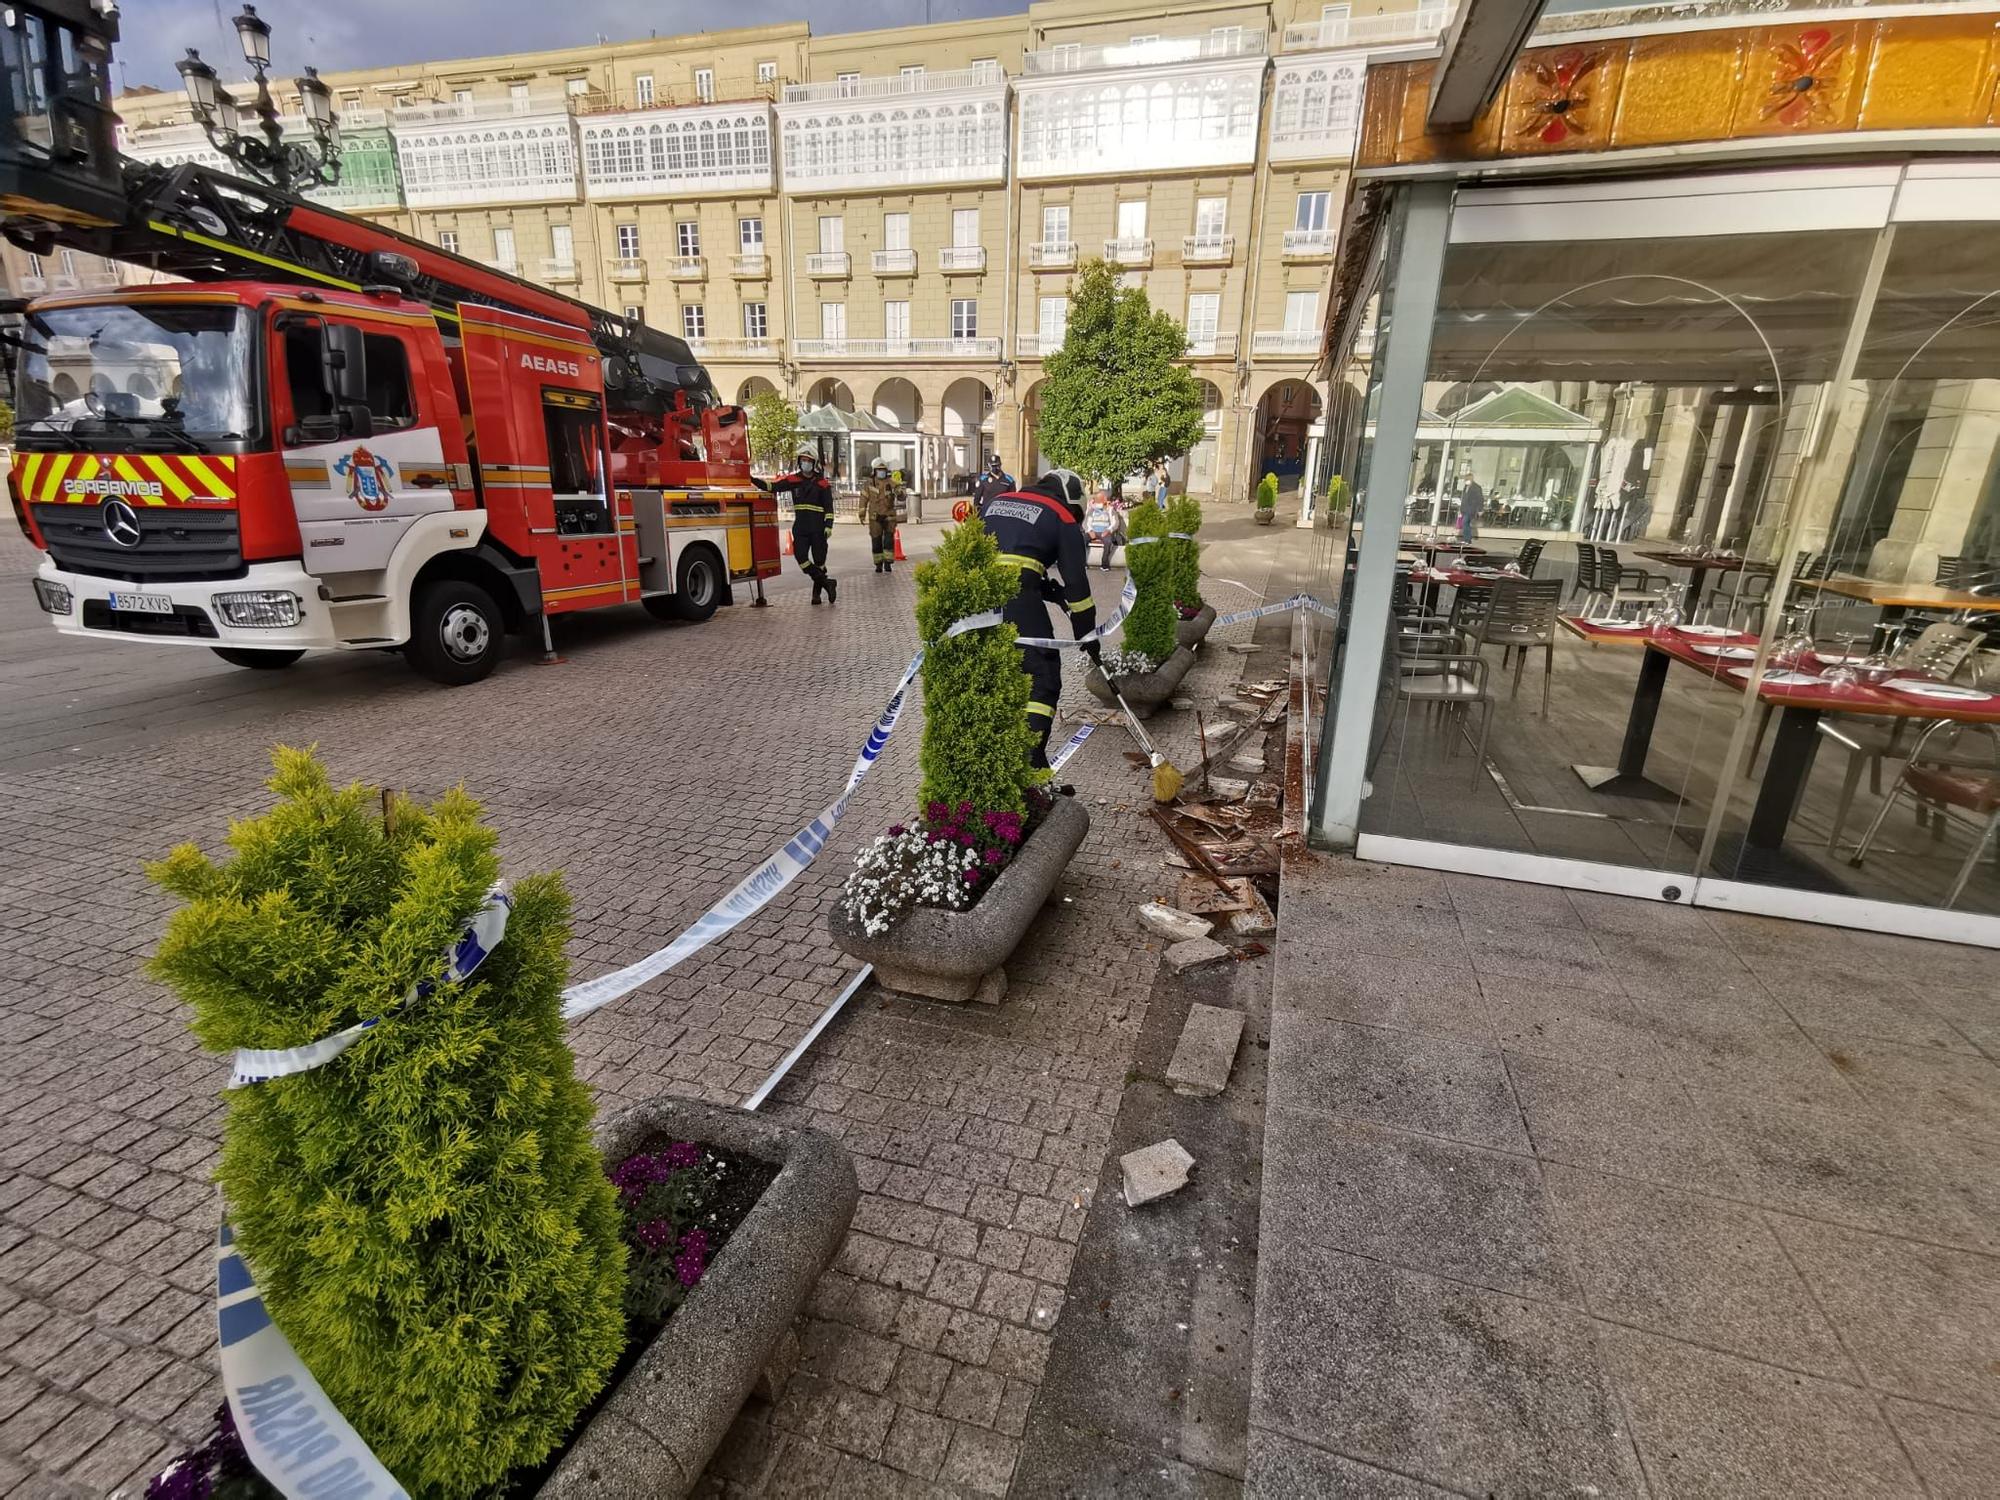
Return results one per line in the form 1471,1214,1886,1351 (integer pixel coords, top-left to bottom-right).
33,579,74,615
213,590,303,628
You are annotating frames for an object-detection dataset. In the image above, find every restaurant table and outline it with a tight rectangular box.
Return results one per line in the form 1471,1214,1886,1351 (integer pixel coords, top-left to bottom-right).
1407,561,1511,614
1804,574,2000,649
1562,615,2000,856
1632,549,1762,615
1557,616,1759,799
1400,537,1481,568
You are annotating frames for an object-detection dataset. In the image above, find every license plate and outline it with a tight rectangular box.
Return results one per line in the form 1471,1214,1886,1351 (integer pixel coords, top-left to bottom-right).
108,592,173,615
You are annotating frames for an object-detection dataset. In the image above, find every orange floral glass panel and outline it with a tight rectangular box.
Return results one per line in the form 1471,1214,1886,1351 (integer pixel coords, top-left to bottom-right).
1858,15,1999,132
1505,44,1626,155
1735,22,1865,136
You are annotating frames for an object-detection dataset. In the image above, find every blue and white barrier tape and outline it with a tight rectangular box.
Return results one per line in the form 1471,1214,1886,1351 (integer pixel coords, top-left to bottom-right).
227,886,513,1090
1048,722,1094,772
215,1224,409,1500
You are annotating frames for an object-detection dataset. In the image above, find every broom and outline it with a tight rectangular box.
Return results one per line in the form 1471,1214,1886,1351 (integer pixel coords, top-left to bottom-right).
1105,678,1185,803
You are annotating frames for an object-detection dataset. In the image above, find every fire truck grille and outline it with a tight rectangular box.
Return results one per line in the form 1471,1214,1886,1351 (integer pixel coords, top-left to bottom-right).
32,503,244,583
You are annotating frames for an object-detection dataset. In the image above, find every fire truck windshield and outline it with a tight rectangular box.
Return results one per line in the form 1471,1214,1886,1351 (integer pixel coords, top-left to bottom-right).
15,303,255,450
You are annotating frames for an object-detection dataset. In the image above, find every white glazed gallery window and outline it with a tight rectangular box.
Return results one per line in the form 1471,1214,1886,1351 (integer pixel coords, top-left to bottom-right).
566,79,589,96
623,304,643,321
818,215,844,253
757,61,777,84
438,230,459,254
1038,296,1066,347
900,65,925,79
884,300,910,342
951,299,977,341
634,74,654,107
452,89,472,105
1284,290,1319,333
491,226,515,267
953,208,979,247
742,302,767,339
616,223,640,258
1194,197,1227,241
883,211,910,250
677,220,700,257
740,217,764,251
550,224,573,264
1295,191,1331,232
1042,204,1069,244
836,72,860,97
822,302,847,340
695,68,714,102
1117,200,1147,240
509,83,531,113
682,305,705,340
1187,293,1219,344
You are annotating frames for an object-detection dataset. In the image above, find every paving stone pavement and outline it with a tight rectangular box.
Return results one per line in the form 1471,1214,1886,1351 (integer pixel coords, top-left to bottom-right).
0,511,1289,1497
1250,850,2000,1498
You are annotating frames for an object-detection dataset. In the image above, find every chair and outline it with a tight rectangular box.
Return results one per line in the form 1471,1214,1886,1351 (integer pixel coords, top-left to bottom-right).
1567,541,1605,611
1466,579,1564,715
1849,719,2000,908
1720,566,1775,631
1513,538,1546,577
1937,555,1963,588
1373,618,1497,789
1597,545,1673,618
1810,622,1986,848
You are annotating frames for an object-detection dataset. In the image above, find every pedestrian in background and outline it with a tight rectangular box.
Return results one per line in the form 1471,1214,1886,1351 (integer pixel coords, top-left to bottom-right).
973,452,1014,508
1084,488,1124,570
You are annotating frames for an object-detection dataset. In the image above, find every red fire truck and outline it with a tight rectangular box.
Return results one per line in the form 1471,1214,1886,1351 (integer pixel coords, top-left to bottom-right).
1,9,780,684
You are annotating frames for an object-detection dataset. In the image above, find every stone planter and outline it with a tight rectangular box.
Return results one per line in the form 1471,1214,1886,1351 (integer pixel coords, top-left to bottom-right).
1085,645,1197,719
1175,604,1217,649
542,1098,857,1499
1254,507,1276,526
826,794,1090,1004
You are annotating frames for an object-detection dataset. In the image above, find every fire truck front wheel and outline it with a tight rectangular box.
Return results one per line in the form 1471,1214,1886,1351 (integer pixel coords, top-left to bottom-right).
211,648,305,670
643,546,723,624
407,578,504,686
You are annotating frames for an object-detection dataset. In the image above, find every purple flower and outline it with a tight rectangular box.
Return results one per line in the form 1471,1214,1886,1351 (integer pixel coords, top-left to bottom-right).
956,833,976,848
962,869,980,883
663,1141,702,1168
674,1228,711,1287
926,800,947,820
888,824,906,837
609,1155,654,1198
983,847,1005,866
635,1218,675,1252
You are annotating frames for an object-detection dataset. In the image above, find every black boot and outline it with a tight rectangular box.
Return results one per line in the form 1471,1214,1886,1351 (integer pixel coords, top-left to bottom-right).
826,576,839,604
810,574,823,605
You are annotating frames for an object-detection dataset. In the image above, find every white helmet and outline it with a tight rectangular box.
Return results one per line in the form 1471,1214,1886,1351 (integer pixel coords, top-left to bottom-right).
795,447,821,470
1043,468,1086,506
871,458,890,475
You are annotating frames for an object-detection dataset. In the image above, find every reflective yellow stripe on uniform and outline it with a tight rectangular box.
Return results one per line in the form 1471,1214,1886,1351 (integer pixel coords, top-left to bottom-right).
1025,701,1055,719
794,504,828,515
1067,598,1093,613
997,552,1046,574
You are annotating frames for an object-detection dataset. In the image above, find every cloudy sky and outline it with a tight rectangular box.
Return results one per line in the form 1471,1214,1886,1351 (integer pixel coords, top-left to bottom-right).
117,1,1031,93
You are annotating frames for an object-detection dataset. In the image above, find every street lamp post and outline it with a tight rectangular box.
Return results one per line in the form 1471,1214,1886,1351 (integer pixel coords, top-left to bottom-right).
175,5,341,195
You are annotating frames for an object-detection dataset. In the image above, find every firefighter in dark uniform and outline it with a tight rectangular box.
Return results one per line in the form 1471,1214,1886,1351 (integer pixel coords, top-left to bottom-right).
971,453,1014,508
775,446,838,604
977,468,1101,772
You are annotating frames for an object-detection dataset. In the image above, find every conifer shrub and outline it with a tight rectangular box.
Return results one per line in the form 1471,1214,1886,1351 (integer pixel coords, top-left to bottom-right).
147,749,626,1500
1256,472,1279,511
1165,494,1205,613
914,516,1037,814
1122,501,1180,663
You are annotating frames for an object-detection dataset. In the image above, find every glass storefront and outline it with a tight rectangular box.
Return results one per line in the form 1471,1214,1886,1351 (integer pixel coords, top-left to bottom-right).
1323,164,2000,945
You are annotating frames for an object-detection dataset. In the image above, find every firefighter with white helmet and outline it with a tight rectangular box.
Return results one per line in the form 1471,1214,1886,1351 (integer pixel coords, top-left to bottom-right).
858,457,905,574
975,466,1101,774
775,446,838,604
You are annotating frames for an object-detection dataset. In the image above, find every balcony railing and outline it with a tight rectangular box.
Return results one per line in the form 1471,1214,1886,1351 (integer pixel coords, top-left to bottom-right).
1027,241,1076,270
1183,332,1239,358
1281,7,1454,52
732,252,770,277
577,78,778,113
17,274,44,293
540,259,579,282
807,251,852,277
481,257,519,276
939,245,986,273
1283,228,1335,259
1181,235,1234,264
609,257,648,282
872,248,917,275
782,65,1004,105
667,255,706,280
392,93,573,125
1023,31,1265,75
1105,237,1154,266
1017,334,1066,358
689,337,780,359
1253,330,1321,357
793,337,1001,359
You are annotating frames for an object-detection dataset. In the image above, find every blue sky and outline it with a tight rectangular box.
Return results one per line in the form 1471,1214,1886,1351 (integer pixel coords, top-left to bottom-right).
117,1,1032,93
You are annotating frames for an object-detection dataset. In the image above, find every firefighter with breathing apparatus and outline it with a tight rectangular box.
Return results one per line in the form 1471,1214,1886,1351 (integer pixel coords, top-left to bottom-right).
859,458,905,574
776,446,838,604
976,467,1101,779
